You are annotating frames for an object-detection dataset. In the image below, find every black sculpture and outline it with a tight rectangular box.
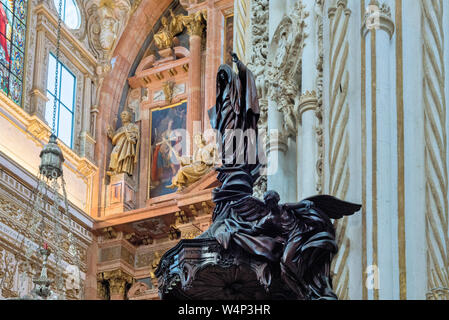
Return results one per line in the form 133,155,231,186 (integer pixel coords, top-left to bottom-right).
155,53,361,300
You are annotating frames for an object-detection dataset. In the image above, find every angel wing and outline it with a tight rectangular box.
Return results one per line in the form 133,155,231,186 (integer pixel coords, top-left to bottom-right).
304,195,361,219
229,195,270,222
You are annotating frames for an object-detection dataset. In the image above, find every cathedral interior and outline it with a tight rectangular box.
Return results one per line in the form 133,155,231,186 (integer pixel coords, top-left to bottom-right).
0,0,448,301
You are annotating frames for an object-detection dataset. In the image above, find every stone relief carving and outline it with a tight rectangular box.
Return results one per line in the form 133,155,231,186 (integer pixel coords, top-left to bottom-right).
266,1,308,141
86,0,131,72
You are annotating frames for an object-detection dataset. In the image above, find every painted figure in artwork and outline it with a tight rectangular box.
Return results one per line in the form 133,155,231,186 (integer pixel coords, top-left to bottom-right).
151,119,179,188
107,110,140,176
0,2,10,64
167,133,218,191
149,102,187,198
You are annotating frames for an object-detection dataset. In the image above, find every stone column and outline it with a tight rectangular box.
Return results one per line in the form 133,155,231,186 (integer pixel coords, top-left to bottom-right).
362,0,397,299
296,0,319,200
186,14,206,154
266,0,290,200
30,26,48,119
296,92,318,199
103,270,133,300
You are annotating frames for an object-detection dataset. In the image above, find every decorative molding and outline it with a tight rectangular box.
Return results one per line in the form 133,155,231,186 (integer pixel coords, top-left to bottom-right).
315,0,325,195
421,0,449,300
327,0,351,300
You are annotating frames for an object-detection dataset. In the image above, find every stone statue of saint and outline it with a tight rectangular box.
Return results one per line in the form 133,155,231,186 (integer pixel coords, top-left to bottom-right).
107,110,140,176
167,134,218,191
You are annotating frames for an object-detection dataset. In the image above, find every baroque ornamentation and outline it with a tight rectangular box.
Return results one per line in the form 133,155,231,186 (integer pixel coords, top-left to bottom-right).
267,1,308,140
327,0,352,300
182,10,207,37
162,80,176,104
315,0,325,194
102,269,134,298
421,0,449,300
154,9,185,50
86,0,131,70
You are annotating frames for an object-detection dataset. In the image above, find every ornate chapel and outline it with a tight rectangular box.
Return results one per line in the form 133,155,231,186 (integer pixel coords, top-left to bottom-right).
0,0,448,301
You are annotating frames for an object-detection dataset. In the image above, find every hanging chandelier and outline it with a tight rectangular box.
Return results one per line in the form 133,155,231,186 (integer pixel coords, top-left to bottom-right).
0,0,83,300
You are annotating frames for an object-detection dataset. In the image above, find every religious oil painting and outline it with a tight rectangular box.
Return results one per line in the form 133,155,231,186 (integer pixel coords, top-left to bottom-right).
0,0,27,106
149,101,187,199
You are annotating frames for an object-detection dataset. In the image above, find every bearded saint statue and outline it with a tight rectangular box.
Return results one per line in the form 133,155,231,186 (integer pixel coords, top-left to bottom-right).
107,110,140,176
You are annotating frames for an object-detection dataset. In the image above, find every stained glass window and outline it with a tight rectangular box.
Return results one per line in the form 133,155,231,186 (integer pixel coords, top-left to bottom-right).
54,0,80,30
45,53,76,148
0,0,27,106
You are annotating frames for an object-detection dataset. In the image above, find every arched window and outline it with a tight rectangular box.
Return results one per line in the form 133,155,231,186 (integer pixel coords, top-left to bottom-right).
54,0,80,30
0,0,28,106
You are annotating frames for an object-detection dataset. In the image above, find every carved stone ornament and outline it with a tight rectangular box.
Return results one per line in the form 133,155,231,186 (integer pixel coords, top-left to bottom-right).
181,10,207,37
361,0,395,38
266,1,309,139
85,0,131,71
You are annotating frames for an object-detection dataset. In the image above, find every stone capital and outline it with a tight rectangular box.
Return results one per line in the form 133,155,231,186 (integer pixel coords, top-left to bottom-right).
361,1,395,39
102,269,134,297
183,11,207,37
297,90,318,119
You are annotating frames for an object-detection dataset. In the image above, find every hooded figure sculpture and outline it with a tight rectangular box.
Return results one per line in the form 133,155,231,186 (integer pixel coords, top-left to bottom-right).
208,53,260,168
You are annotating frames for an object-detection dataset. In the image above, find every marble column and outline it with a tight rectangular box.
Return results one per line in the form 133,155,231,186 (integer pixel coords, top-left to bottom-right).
363,0,398,299
186,16,206,154
267,0,292,201
296,0,319,200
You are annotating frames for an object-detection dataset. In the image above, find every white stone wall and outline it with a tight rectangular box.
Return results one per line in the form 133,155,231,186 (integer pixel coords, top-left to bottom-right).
258,0,449,300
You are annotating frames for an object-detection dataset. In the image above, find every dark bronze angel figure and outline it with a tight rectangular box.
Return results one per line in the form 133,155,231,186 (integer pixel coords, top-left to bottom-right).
215,191,361,300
